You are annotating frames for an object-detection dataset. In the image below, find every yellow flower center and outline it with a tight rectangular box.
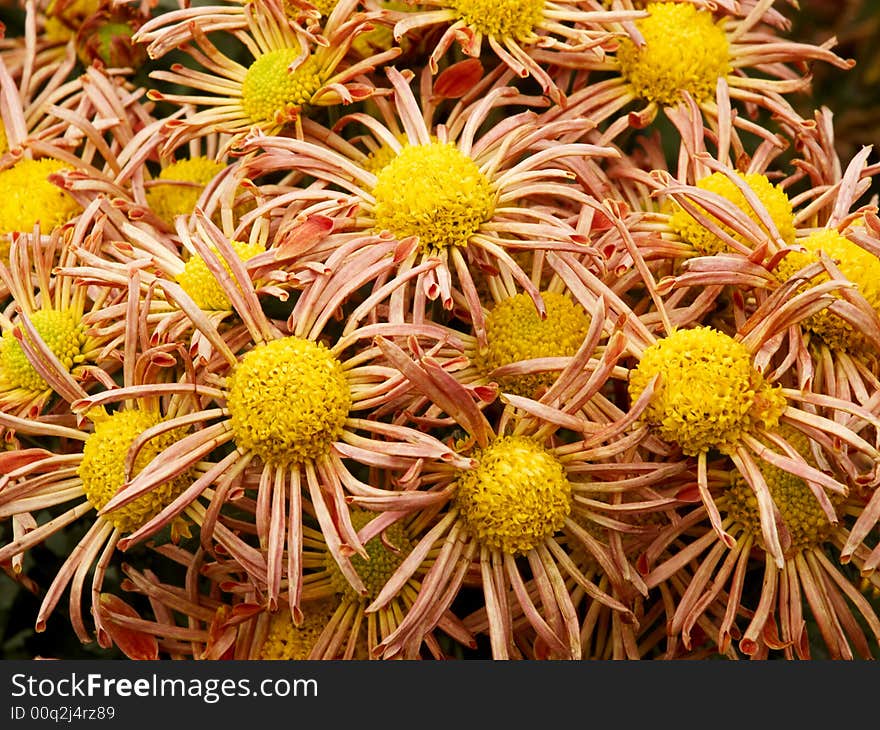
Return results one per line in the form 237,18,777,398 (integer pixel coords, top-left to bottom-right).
226,337,352,468
145,156,226,227
724,427,841,553
241,50,326,125
0,158,80,260
0,126,7,156
78,409,194,534
361,134,413,176
258,598,338,659
629,326,786,456
448,0,544,41
0,309,88,392
175,240,266,311
474,291,591,397
669,172,796,256
617,2,731,106
372,141,495,253
325,509,413,600
454,436,572,555
774,229,880,354
44,0,101,42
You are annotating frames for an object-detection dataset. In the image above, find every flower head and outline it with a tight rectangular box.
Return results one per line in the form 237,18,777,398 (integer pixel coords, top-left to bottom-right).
455,435,572,554
669,172,796,257
617,2,730,107
640,426,880,659
541,0,854,142
235,64,615,332
473,290,592,398
134,0,401,148
774,228,880,353
629,326,786,456
390,0,643,104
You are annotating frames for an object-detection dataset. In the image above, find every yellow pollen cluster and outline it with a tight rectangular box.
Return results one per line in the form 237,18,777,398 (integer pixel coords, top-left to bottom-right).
629,326,787,456
258,599,338,660
774,228,880,353
0,158,80,260
0,309,88,392
617,2,731,106
44,0,101,42
175,240,266,311
0,126,7,156
226,336,352,468
241,50,326,125
78,409,194,534
447,0,545,41
372,141,495,253
669,172,796,256
325,509,413,600
145,157,226,227
362,144,400,175
724,427,841,553
474,291,591,397
454,435,572,555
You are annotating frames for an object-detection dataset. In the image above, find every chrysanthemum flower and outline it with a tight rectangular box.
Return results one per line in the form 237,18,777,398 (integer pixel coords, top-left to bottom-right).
96,551,427,661
0,0,89,78
60,200,284,367
206,498,477,658
0,230,116,421
0,280,222,646
0,60,161,272
461,481,684,659
387,0,645,105
357,316,680,659
297,506,476,658
648,116,880,575
132,0,403,148
388,252,629,430
0,48,92,266
89,216,472,621
540,1,854,142
621,292,880,571
233,65,618,332
639,427,880,659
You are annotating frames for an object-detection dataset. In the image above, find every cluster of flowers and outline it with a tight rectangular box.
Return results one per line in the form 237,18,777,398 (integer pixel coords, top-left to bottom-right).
0,0,879,661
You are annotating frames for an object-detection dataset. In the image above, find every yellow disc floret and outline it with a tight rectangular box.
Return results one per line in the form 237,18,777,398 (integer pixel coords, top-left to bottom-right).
0,309,88,392
724,427,841,553
78,409,194,534
44,0,101,42
258,599,338,659
372,141,495,253
448,0,544,41
325,509,413,600
629,326,787,456
669,172,796,255
474,291,591,397
454,436,572,555
175,240,266,311
226,337,352,468
0,158,80,259
145,156,226,227
241,50,326,125
617,2,730,106
774,228,880,353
